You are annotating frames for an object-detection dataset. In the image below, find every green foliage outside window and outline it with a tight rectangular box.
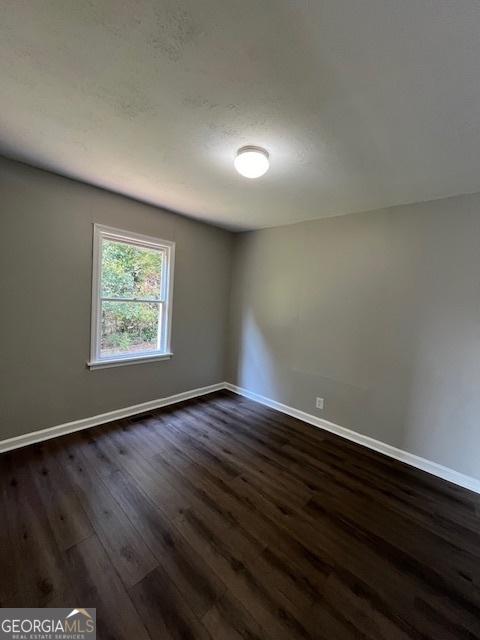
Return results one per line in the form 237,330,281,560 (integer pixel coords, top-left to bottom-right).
100,240,163,354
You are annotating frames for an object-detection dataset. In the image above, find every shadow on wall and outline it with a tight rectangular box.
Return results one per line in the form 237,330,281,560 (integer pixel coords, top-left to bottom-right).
237,309,289,404
229,199,480,479
235,301,480,480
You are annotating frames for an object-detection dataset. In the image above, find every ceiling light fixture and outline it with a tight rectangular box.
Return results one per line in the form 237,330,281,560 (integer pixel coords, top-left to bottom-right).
234,146,270,179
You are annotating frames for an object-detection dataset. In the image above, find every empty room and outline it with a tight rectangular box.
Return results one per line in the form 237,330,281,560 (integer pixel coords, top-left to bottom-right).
1,1,480,639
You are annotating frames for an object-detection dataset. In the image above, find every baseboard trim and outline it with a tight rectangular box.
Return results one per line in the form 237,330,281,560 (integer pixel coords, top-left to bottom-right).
0,382,225,454
224,382,480,495
3,380,478,494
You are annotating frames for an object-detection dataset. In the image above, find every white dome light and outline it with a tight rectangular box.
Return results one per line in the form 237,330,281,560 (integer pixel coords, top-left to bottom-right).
234,146,270,179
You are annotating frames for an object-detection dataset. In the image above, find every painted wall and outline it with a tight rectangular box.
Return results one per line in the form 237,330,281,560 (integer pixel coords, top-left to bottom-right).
2,153,479,479
228,195,480,478
0,157,233,440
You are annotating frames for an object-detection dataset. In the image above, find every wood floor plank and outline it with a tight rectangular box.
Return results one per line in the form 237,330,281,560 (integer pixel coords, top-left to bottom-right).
207,393,329,451
165,402,317,502
50,435,158,588
92,423,189,521
1,448,72,607
174,507,316,640
129,566,213,640
305,485,480,601
202,589,269,640
319,572,415,640
66,534,151,640
146,413,243,482
230,462,480,639
1,390,479,639
109,417,268,561
215,393,478,515
319,433,479,514
187,402,329,495
282,441,480,557
27,443,93,551
97,463,226,618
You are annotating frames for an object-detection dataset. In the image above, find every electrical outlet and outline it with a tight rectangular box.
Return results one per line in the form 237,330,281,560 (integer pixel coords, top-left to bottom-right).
316,397,324,410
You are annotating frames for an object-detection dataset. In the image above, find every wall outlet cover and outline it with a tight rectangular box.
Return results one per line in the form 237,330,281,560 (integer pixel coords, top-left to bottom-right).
316,397,324,410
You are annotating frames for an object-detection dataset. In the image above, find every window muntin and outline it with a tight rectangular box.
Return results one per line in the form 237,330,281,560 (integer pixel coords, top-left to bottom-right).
90,225,174,367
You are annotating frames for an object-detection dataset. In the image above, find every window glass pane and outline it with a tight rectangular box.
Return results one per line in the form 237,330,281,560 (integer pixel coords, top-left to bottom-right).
100,301,162,357
101,239,163,300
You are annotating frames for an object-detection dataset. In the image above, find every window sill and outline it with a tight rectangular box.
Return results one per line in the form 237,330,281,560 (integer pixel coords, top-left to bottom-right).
87,352,173,370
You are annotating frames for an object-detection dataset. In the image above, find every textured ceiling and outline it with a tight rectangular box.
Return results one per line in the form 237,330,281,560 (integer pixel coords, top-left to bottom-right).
2,1,480,230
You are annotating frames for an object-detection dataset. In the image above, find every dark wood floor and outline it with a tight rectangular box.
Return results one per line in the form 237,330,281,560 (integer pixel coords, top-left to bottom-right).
1,390,480,639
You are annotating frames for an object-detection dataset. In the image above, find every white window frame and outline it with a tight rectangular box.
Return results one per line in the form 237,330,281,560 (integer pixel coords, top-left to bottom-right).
88,224,175,370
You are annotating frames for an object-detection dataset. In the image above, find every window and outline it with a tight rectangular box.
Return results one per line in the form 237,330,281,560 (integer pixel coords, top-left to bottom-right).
88,225,175,369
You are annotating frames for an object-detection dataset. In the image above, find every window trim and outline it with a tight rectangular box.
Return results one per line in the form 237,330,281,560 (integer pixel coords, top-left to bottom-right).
87,224,175,370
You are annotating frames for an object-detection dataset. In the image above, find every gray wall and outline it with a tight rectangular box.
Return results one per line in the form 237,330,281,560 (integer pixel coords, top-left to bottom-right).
228,195,480,478
2,153,479,479
0,157,233,440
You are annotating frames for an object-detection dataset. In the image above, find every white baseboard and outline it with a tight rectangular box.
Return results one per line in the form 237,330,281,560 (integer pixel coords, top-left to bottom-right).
0,382,225,454
3,380,479,495
224,382,480,495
